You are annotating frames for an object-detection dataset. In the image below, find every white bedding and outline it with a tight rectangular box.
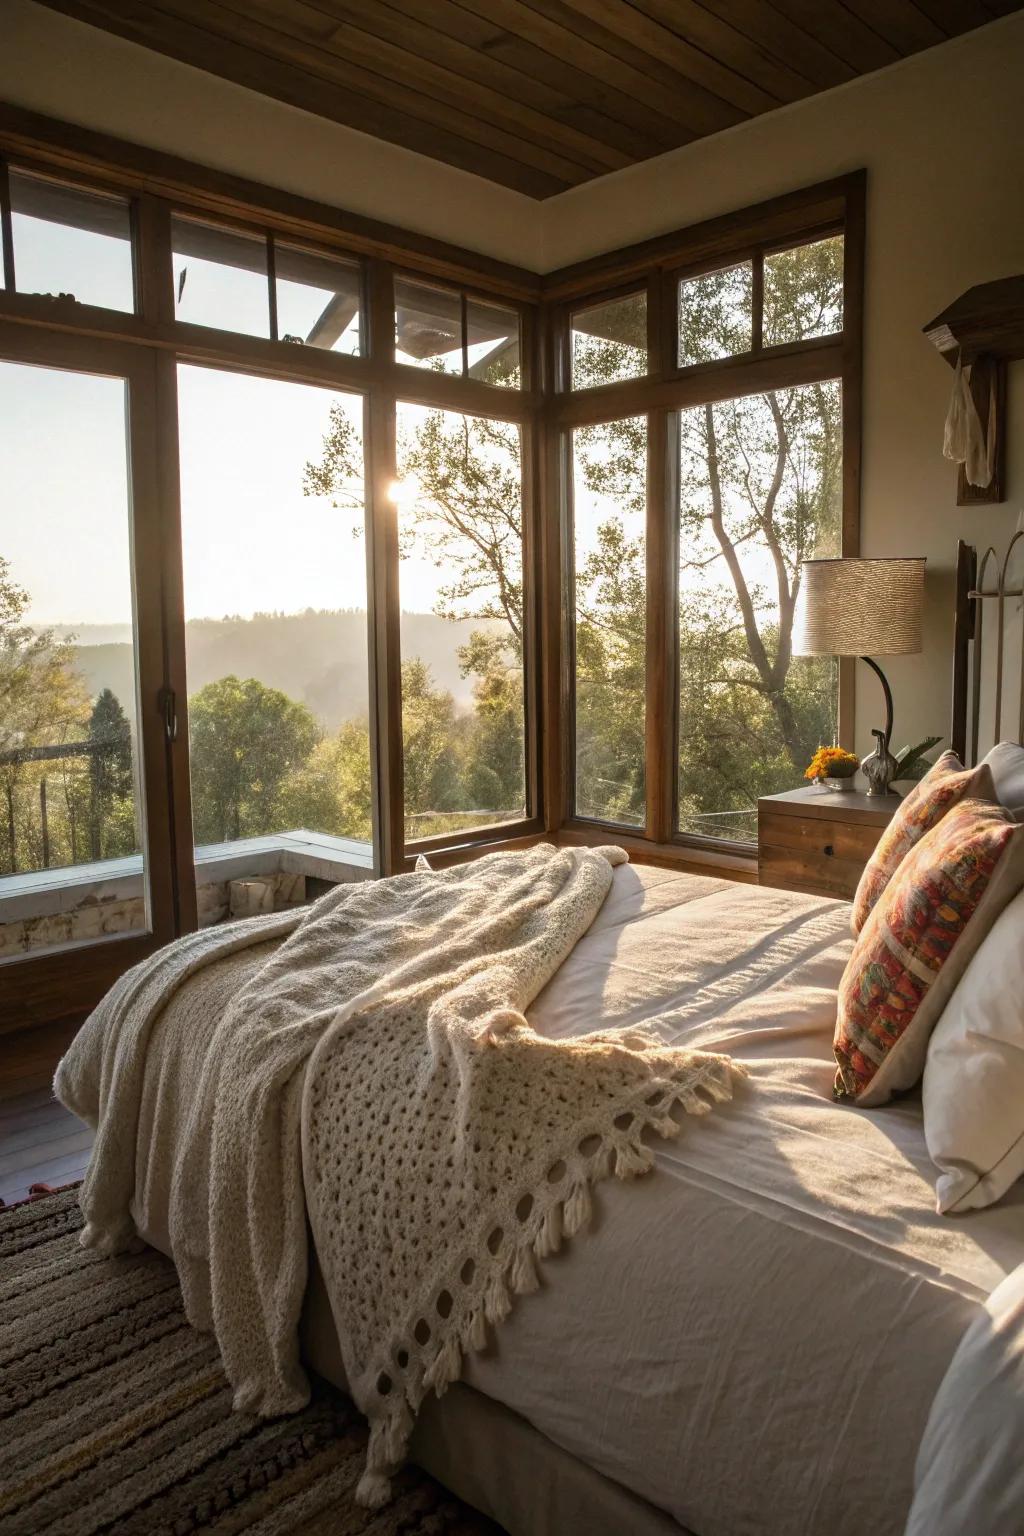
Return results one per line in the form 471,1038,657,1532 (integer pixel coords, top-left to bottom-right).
116,863,1024,1536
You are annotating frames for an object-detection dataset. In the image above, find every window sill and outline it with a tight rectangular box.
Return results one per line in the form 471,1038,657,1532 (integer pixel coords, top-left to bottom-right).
0,828,373,925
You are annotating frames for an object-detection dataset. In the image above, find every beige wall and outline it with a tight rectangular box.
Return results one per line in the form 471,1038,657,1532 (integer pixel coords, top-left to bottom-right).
4,1,1024,759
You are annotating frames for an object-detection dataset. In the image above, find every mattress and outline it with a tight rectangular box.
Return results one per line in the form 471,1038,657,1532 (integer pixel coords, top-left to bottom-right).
129,863,1024,1536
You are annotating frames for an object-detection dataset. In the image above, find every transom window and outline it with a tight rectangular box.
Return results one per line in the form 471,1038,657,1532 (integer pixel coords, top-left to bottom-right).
171,215,363,350
6,168,135,312
394,277,521,388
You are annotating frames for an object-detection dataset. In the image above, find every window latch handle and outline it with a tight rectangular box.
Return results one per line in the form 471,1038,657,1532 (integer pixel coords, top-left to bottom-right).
162,688,178,743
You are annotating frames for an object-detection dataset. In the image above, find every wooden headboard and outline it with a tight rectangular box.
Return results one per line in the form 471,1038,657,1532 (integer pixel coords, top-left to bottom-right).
952,534,1024,765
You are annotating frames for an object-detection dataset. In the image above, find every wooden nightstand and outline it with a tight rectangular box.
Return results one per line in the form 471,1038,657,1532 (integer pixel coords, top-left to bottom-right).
757,786,902,901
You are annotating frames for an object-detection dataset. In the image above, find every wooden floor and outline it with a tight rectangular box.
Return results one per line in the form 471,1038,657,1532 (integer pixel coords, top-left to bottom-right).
0,1018,93,1206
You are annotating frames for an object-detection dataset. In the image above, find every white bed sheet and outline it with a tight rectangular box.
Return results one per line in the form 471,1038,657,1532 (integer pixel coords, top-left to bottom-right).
451,865,1024,1536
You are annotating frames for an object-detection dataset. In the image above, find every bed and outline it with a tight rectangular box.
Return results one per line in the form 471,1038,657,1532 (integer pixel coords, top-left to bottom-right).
123,863,1024,1536
75,537,1024,1536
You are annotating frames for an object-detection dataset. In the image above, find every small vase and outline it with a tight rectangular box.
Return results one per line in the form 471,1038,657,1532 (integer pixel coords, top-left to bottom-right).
823,775,856,792
861,729,898,797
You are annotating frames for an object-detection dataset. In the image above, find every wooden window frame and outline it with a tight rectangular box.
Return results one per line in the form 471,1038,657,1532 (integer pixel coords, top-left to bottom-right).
0,322,179,1027
0,99,864,1024
544,172,865,863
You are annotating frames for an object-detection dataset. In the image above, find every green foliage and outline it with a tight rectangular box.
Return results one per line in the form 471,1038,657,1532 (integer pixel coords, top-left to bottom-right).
279,720,374,844
188,675,321,844
0,556,92,875
87,688,136,859
892,737,942,784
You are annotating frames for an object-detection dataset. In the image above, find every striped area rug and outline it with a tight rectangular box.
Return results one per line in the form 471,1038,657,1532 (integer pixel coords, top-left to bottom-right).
0,1187,496,1535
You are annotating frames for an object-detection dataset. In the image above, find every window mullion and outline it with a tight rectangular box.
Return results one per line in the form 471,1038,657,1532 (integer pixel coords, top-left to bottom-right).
0,159,15,291
751,251,764,354
266,233,278,343
645,407,677,845
365,260,403,876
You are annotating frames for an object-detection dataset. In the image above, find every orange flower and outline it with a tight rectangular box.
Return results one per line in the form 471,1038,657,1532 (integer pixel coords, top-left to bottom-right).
804,745,859,782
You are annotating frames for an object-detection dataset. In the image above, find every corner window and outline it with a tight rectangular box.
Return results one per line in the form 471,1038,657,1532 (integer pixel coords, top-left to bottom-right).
570,291,647,389
395,278,522,388
571,415,647,827
676,380,842,844
394,403,527,843
677,261,752,367
764,234,844,346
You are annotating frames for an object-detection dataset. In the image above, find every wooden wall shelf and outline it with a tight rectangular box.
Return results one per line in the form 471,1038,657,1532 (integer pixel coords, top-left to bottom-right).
924,275,1024,365
923,274,1024,508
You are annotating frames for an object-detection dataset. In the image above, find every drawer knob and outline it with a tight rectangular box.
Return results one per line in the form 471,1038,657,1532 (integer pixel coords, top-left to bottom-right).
823,843,835,857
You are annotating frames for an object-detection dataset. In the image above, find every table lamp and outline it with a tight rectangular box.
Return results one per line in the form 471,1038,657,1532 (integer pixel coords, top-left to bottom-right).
793,557,926,796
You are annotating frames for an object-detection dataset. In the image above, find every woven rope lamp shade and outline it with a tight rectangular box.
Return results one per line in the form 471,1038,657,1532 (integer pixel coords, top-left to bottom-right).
793,558,925,657
794,557,926,796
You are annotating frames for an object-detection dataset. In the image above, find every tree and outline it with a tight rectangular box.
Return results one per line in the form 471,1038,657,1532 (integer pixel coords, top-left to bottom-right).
0,557,90,873
86,688,136,859
305,408,527,830
279,719,374,845
302,238,843,840
400,658,463,833
188,675,321,844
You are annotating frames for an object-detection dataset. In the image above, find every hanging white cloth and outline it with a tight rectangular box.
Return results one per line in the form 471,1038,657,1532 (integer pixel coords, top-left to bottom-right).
943,350,996,487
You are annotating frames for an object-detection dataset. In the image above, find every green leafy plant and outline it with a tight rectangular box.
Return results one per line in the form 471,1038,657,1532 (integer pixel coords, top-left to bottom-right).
891,737,942,784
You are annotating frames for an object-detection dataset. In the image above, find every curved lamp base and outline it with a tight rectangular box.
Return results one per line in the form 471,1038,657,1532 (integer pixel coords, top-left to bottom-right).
859,656,898,795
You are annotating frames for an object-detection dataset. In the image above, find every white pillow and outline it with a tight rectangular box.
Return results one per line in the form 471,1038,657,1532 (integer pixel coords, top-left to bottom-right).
982,742,1024,815
923,886,1024,1214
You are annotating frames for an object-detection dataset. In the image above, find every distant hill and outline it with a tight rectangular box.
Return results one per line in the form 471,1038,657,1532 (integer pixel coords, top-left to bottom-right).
64,609,501,729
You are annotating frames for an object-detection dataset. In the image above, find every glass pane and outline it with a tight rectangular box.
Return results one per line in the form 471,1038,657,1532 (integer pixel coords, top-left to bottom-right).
9,170,134,312
677,261,752,367
764,234,844,346
395,278,463,374
677,381,842,844
572,416,646,827
571,291,646,389
395,403,526,843
172,215,270,338
177,367,373,913
466,297,520,388
275,242,362,354
0,360,148,961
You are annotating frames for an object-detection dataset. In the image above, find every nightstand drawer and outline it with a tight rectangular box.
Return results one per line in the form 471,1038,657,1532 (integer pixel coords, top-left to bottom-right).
758,810,884,863
757,787,899,902
757,841,867,901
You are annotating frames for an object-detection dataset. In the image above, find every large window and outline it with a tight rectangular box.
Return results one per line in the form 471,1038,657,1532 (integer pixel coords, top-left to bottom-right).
673,231,846,844
394,404,527,843
177,366,373,874
572,417,647,827
0,358,148,957
676,381,842,843
0,132,862,1020
559,197,857,847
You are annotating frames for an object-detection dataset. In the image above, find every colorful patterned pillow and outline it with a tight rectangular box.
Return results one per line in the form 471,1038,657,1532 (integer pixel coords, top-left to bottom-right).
851,750,995,934
834,798,1024,1106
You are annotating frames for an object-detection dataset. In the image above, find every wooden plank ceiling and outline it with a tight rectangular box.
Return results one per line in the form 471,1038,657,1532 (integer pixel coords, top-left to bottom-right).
37,0,1023,199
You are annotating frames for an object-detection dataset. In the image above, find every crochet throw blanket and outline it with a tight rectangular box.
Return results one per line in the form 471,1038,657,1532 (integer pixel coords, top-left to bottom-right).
55,843,743,1506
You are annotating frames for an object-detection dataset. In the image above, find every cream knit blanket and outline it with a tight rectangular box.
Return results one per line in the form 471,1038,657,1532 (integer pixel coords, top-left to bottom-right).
55,844,742,1506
